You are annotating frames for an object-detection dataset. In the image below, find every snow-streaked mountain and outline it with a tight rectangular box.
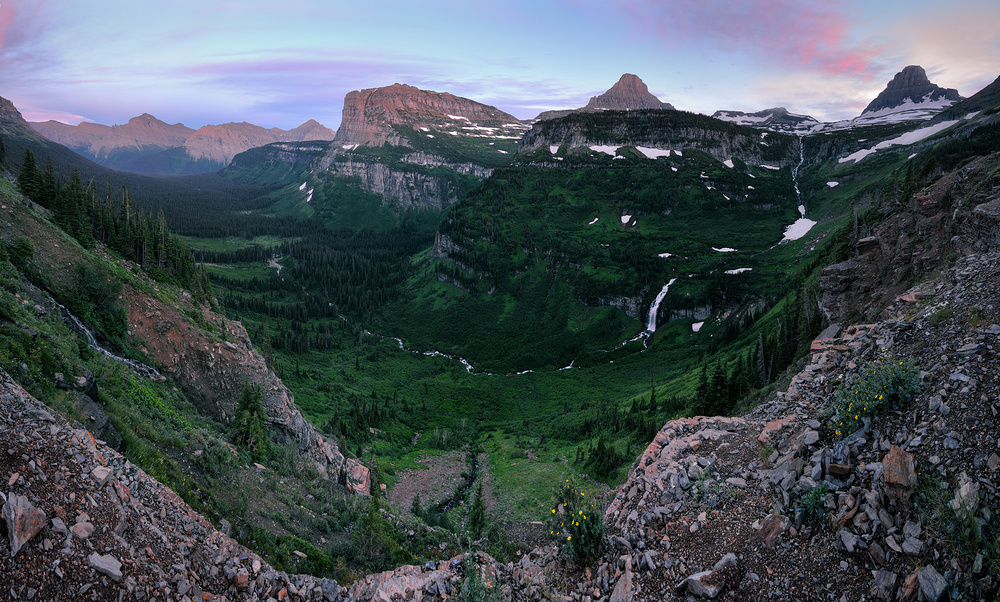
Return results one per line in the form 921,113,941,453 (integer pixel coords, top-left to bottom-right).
711,107,820,132
861,65,962,117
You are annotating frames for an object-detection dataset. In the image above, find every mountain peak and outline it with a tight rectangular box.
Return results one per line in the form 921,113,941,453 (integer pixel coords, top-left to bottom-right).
584,74,675,111
334,83,522,146
862,65,963,116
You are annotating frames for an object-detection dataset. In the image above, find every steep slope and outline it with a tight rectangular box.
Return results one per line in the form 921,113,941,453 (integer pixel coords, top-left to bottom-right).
535,73,674,121
385,109,805,372
296,84,528,218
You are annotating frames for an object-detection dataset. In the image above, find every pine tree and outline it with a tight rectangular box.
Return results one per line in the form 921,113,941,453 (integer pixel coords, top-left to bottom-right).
468,482,486,539
17,149,40,202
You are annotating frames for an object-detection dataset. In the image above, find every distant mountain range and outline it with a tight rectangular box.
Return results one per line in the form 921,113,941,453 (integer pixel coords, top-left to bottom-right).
29,114,335,174
535,73,675,121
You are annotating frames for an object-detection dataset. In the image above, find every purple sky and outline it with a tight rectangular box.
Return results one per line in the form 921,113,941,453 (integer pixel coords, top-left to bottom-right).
2,0,999,130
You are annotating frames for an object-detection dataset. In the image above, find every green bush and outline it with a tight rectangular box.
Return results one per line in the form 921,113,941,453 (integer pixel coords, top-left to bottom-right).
832,353,920,438
549,479,604,564
797,482,830,524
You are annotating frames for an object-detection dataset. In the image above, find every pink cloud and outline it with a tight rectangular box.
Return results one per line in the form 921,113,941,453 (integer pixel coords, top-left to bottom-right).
618,0,881,79
17,106,91,125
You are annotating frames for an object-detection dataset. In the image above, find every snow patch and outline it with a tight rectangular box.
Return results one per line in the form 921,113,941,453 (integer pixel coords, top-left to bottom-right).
448,131,459,136
446,114,470,121
747,185,755,190
826,181,839,188
908,153,917,160
588,217,599,225
549,145,560,154
657,252,673,258
298,182,307,191
839,120,959,164
620,215,632,224
723,159,734,168
781,217,816,241
712,247,737,253
341,144,358,150
419,127,429,132
692,321,704,332
498,149,508,154
636,146,672,159
590,145,620,156
673,150,683,157
671,167,678,172
306,188,314,203
761,165,779,170
725,268,752,275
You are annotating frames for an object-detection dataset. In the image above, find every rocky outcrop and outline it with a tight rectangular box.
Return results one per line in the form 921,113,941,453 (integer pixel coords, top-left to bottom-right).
122,283,369,495
317,153,489,211
333,83,522,147
535,74,673,121
861,65,963,116
819,153,1000,324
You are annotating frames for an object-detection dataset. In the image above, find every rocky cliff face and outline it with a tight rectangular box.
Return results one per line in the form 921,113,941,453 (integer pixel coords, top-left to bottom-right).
318,83,525,211
520,110,800,167
535,73,673,121
121,283,369,495
333,83,522,147
862,65,963,116
819,152,1000,324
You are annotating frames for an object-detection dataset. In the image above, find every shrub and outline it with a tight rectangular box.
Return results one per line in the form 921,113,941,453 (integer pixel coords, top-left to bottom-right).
797,482,830,524
832,353,920,438
549,479,604,564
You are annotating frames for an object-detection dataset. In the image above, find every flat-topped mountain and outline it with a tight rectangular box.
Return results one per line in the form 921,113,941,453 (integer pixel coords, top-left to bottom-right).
333,83,524,147
861,65,963,117
535,74,674,121
29,113,335,174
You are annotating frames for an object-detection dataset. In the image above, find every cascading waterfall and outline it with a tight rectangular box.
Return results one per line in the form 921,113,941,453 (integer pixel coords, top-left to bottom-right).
58,303,161,379
646,278,678,333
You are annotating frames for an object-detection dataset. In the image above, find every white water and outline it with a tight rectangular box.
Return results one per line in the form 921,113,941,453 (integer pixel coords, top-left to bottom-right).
780,136,816,242
59,303,161,379
646,278,677,332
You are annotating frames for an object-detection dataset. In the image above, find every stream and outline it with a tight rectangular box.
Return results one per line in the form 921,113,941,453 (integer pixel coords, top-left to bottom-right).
58,303,162,379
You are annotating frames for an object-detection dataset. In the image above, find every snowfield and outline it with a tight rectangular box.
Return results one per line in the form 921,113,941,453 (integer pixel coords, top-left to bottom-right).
723,159,734,168
621,215,632,224
826,182,839,187
636,147,673,159
725,268,752,275
712,247,737,252
839,120,959,164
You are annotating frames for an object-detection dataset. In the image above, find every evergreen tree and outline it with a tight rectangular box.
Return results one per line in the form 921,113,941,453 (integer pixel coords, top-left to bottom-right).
231,383,269,461
468,483,486,539
17,149,40,202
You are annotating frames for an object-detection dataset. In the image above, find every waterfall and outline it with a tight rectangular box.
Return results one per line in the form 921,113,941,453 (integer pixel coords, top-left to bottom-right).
646,278,678,332
58,303,161,379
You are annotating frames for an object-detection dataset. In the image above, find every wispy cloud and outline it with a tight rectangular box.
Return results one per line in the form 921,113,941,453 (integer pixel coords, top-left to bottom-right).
18,106,91,125
615,0,882,79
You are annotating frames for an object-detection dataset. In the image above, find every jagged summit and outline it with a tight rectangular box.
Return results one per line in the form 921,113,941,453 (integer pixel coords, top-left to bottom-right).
861,65,963,116
333,83,523,147
584,73,675,111
534,74,674,121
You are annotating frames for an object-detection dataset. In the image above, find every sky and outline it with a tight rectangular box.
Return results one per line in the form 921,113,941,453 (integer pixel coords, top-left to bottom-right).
2,0,999,130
